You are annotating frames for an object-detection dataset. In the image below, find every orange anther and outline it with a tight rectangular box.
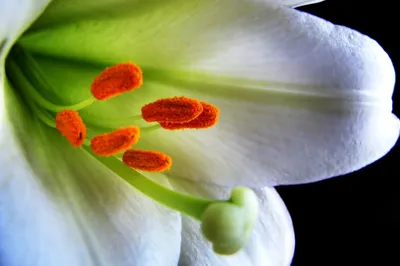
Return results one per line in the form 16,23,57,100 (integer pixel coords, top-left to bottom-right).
91,126,140,156
56,110,87,147
91,63,143,100
122,150,172,172
160,102,219,130
141,96,203,123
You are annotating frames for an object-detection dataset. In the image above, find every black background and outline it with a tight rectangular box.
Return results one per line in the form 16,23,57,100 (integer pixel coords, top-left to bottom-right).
276,1,399,265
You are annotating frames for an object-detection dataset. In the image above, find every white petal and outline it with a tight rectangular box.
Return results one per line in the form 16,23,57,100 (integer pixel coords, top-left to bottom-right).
18,2,399,187
170,179,294,266
0,0,50,58
0,80,181,265
133,6,399,186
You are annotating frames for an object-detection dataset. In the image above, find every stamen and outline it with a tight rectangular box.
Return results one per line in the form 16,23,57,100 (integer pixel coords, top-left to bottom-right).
91,63,143,100
122,150,172,172
56,110,86,147
91,126,140,156
160,102,219,130
141,96,203,123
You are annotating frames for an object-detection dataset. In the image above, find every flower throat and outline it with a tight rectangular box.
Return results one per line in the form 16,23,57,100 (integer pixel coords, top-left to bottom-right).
5,45,259,255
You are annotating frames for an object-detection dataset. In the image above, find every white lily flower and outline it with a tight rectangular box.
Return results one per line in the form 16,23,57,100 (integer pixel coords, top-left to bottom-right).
1,0,398,266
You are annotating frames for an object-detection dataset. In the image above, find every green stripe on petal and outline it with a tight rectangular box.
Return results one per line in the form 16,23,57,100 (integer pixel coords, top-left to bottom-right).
19,0,284,68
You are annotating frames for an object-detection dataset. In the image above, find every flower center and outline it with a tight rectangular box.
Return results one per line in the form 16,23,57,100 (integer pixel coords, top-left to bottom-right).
52,61,219,171
5,45,258,255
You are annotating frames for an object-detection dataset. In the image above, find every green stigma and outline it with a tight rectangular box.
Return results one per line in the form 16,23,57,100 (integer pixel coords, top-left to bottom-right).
201,187,259,254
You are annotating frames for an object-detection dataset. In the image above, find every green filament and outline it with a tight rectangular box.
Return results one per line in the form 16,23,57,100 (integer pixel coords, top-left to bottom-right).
9,48,96,112
79,114,144,130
